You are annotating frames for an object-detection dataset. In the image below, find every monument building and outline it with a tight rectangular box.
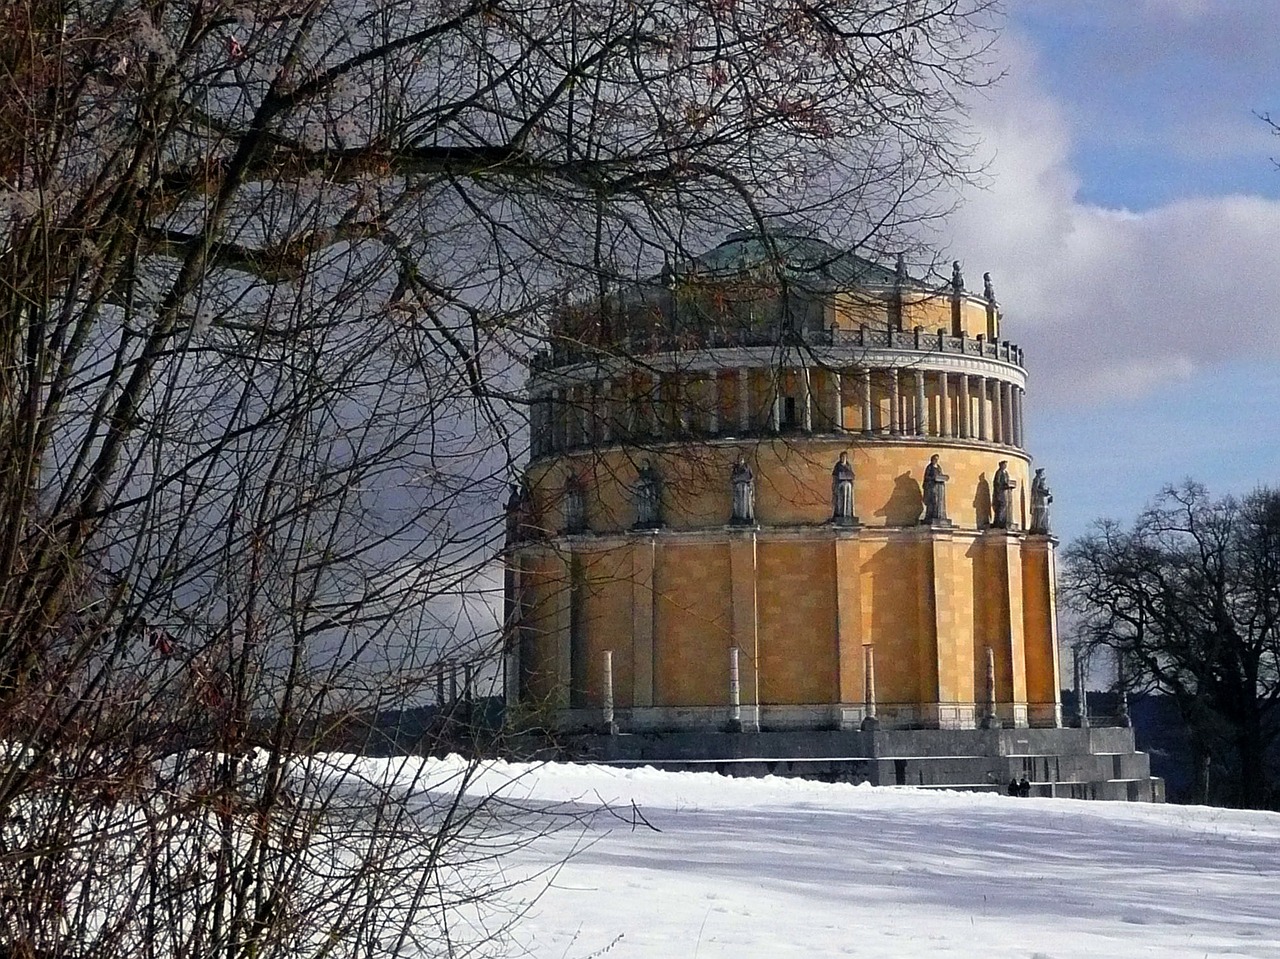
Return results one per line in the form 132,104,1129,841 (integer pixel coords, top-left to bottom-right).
502,225,1158,799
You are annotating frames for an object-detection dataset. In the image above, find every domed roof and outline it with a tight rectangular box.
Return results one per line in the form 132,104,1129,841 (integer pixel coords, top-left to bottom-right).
684,220,930,293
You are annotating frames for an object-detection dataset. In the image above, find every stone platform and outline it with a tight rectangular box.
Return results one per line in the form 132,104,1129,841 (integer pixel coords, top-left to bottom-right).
562,726,1164,802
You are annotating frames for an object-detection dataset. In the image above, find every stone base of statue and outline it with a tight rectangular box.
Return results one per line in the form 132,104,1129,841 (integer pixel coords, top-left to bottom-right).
922,517,953,529
729,516,758,527
980,712,1003,730
725,717,743,733
831,515,861,528
859,715,879,732
631,520,663,531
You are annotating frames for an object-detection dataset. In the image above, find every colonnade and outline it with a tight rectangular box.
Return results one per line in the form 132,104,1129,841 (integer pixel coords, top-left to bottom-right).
531,365,1026,456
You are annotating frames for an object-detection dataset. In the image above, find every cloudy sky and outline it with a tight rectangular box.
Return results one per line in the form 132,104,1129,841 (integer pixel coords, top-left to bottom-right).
941,0,1280,543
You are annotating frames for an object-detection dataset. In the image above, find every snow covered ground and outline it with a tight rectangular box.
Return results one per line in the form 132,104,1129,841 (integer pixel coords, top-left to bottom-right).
414,758,1280,959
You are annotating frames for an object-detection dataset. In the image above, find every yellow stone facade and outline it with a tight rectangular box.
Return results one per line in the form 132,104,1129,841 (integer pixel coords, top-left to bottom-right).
505,231,1062,732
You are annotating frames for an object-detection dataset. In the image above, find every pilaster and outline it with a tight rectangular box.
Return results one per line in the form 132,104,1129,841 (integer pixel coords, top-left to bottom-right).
929,527,976,728
504,565,522,707
1023,535,1064,727
997,531,1029,727
834,532,865,722
728,530,761,729
631,535,656,708
554,551,574,710
915,529,939,724
569,554,586,708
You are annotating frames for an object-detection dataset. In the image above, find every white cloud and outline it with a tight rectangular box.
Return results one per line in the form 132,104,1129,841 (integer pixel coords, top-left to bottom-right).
940,30,1280,408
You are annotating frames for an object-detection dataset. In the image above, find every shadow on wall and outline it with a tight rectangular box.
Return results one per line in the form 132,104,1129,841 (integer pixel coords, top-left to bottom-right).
880,471,923,525
973,472,991,530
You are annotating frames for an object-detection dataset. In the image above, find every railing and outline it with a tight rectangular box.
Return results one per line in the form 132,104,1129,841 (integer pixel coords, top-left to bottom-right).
532,323,1024,371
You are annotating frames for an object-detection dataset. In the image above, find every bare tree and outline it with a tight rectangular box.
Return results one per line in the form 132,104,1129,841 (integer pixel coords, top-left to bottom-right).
0,0,998,956
1063,482,1280,809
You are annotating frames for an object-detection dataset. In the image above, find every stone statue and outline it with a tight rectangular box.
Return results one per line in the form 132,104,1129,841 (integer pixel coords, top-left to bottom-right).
992,460,1016,529
633,460,663,529
562,472,586,533
504,483,522,542
730,455,755,525
831,451,856,525
505,481,535,541
1030,467,1053,534
922,454,949,524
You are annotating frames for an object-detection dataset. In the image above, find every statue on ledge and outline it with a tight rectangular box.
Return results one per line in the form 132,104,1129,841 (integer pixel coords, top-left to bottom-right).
504,481,535,542
992,460,1016,529
831,451,856,525
633,460,663,529
922,454,949,524
730,455,755,525
562,472,586,533
1030,468,1053,534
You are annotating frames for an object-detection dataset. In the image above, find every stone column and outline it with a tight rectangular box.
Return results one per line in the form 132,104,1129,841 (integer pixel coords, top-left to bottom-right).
992,380,1003,446
889,371,901,435
958,373,970,439
557,388,570,450
737,367,750,434
975,375,988,442
659,373,673,436
727,645,742,732
1003,381,1013,445
800,366,813,432
675,373,690,435
914,369,927,436
707,374,720,436
861,645,878,731
832,369,845,432
601,650,616,734
939,371,951,438
1073,646,1089,729
981,646,1000,729
1014,387,1025,448
861,369,873,434
528,397,541,457
570,384,586,448
561,387,574,449
626,374,639,438
1006,382,1015,444
769,372,782,433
